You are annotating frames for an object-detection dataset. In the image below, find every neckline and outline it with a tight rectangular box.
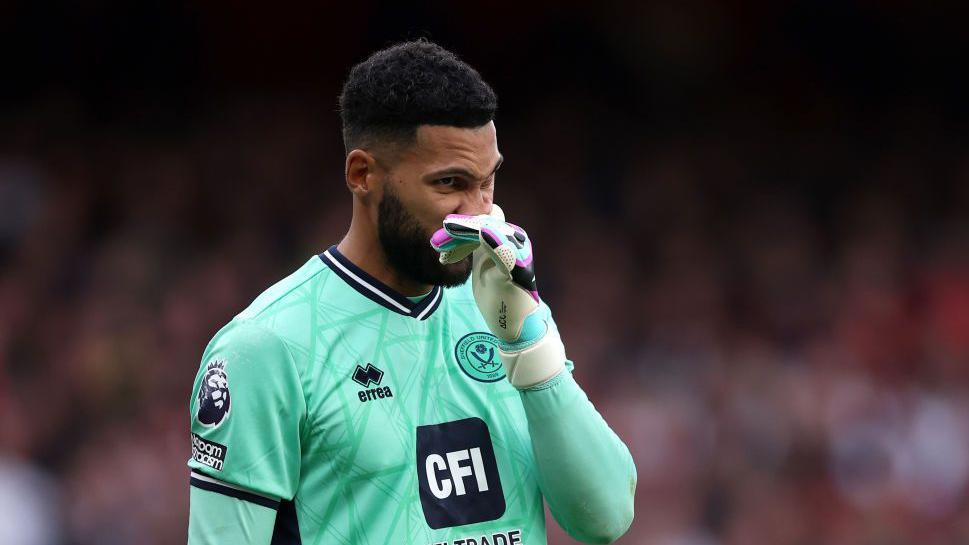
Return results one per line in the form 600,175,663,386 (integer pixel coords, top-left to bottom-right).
318,245,444,320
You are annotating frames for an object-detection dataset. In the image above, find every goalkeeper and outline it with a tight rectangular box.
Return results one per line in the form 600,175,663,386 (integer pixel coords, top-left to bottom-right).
187,39,636,545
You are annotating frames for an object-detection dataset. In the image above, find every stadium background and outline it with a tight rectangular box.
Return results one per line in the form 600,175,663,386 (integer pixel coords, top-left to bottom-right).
2,2,969,544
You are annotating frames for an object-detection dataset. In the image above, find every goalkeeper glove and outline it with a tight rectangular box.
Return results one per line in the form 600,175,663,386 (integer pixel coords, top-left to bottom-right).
431,205,566,389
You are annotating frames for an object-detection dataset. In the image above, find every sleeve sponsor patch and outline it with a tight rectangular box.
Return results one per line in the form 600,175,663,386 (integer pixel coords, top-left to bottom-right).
192,433,228,471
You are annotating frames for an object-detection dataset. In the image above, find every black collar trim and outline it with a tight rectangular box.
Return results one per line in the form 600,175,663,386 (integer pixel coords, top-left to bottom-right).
319,246,443,320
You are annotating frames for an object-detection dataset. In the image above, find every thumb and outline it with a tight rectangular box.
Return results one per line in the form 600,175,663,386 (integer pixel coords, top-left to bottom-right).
477,220,517,277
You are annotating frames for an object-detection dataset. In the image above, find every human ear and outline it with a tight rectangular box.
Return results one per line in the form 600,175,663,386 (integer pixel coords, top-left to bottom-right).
345,149,379,197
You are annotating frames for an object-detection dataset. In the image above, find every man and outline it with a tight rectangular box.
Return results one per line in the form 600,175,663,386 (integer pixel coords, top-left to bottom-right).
187,40,636,545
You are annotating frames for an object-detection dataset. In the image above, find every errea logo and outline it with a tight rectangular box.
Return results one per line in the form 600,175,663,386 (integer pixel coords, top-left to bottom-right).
352,363,383,387
352,363,393,403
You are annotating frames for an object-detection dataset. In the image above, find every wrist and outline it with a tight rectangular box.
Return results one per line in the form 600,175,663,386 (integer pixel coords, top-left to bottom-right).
499,326,567,389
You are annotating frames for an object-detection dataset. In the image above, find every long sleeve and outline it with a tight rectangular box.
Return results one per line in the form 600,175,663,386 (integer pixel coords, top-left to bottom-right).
520,368,637,544
186,320,306,543
188,485,277,544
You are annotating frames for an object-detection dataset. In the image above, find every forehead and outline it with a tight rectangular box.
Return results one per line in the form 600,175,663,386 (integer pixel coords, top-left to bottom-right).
404,122,499,173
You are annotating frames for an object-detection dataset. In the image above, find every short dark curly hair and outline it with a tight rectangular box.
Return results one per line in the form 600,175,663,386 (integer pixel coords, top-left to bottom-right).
338,39,497,155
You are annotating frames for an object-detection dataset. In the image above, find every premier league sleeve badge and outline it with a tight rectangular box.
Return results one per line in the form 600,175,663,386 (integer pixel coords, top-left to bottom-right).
196,359,231,428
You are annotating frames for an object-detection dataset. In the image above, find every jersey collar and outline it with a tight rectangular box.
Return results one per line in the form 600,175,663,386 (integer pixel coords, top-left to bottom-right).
319,245,444,321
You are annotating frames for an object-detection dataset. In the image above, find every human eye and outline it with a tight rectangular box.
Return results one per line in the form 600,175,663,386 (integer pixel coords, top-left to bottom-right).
434,176,459,188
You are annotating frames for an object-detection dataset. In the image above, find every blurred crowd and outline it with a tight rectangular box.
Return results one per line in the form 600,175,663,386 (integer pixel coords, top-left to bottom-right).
3,2,969,545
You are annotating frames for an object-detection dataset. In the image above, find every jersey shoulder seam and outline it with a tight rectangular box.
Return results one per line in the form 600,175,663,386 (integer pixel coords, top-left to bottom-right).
242,259,331,321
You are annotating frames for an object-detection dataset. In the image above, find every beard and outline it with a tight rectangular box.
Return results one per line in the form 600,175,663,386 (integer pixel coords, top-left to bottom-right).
378,184,473,289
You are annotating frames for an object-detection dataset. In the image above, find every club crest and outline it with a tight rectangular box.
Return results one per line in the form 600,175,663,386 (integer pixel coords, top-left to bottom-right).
454,332,505,383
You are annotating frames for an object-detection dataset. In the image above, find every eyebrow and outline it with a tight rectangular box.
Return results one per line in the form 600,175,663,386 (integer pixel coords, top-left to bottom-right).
426,154,504,181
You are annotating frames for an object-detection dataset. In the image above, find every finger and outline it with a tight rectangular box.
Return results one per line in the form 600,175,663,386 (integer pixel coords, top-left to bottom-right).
478,219,518,275
431,227,479,264
442,214,485,243
488,203,506,222
441,241,477,264
430,227,464,252
477,218,539,302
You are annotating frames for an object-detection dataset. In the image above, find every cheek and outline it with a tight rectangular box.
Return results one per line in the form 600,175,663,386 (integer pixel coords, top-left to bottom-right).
391,178,434,216
419,190,461,220
408,194,452,234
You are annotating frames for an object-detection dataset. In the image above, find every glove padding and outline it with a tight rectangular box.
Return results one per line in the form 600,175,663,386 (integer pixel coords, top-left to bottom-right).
431,205,566,388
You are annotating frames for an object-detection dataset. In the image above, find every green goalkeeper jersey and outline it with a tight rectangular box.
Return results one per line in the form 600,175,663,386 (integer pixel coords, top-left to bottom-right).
187,246,636,545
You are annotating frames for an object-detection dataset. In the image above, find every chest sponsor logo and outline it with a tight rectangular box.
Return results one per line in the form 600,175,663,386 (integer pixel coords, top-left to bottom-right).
353,363,394,402
196,359,231,428
429,529,522,545
416,417,505,529
454,332,505,383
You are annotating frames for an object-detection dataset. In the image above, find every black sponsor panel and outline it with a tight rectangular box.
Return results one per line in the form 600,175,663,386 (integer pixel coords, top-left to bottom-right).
192,433,228,471
416,417,505,529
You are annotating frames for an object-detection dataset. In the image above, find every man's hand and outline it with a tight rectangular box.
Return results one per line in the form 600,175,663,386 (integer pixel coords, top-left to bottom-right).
431,205,566,388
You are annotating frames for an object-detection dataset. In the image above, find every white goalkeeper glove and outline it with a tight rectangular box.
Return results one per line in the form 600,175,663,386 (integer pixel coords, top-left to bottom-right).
431,205,566,389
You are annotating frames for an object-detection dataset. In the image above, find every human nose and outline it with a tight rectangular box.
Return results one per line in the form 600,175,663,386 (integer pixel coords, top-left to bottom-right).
454,186,492,216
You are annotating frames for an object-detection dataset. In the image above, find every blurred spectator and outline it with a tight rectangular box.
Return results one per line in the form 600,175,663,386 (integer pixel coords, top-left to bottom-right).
0,454,61,545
